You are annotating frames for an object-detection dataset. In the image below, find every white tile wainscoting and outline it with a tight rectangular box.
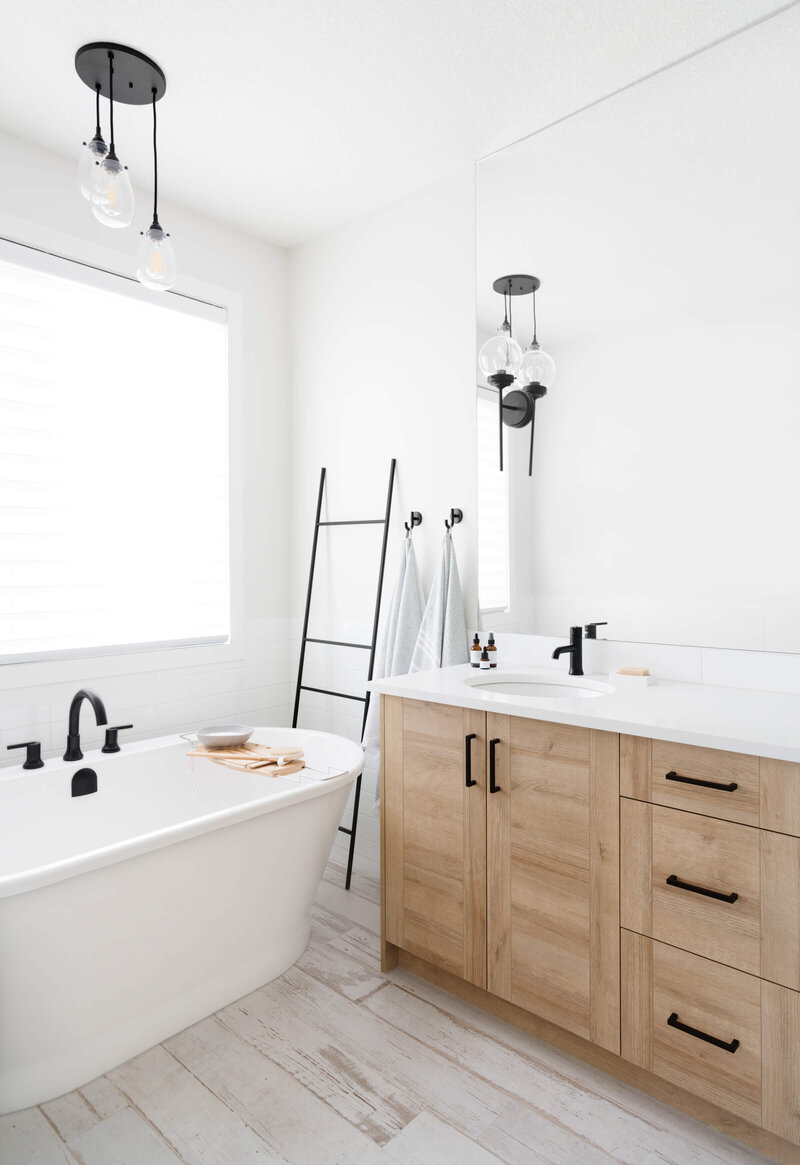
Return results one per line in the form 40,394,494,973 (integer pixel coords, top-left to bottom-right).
0,618,294,769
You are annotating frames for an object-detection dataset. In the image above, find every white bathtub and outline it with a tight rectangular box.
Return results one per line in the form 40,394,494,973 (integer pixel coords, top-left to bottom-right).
0,727,362,1115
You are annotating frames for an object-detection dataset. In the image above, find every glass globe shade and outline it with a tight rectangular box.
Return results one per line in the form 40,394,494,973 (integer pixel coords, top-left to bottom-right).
91,156,135,228
136,226,177,292
478,325,522,379
519,343,556,389
78,137,107,201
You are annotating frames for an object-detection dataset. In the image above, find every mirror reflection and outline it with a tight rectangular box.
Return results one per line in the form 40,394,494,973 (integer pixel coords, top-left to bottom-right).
476,16,800,652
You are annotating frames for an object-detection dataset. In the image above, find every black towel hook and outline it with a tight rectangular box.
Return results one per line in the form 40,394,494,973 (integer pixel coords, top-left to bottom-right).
404,511,422,534
445,508,463,530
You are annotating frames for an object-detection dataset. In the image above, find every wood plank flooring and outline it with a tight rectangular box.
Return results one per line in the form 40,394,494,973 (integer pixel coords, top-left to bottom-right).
0,862,774,1165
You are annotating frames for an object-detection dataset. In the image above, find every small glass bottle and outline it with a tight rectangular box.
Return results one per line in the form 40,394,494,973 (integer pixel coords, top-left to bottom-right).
486,632,498,668
471,634,483,668
479,649,491,670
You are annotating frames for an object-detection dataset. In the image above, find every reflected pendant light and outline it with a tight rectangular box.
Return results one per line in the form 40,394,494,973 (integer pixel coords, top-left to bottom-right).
136,88,176,291
77,83,108,200
478,275,556,475
514,281,556,475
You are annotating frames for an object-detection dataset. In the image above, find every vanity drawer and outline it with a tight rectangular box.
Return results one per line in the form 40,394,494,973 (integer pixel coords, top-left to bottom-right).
621,931,762,1125
621,799,760,974
650,740,759,827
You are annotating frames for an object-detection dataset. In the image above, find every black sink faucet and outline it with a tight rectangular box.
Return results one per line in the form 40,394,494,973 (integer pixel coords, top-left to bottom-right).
552,626,584,676
64,688,108,762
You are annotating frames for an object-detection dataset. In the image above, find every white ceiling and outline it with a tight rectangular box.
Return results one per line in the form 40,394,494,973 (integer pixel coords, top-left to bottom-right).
0,0,794,247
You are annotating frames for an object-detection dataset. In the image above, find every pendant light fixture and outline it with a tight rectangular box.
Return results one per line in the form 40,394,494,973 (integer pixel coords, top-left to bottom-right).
77,83,108,200
478,275,556,475
136,89,176,291
89,50,135,228
75,43,172,289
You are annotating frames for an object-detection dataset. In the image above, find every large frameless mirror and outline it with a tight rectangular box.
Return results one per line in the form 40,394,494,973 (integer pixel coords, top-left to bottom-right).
475,8,800,652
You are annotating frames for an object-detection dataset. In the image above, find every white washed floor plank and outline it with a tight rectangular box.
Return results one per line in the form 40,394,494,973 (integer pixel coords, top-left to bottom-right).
313,876,380,934
40,1092,99,1144
65,1107,183,1165
297,930,385,1002
383,1110,506,1164
0,1107,79,1163
218,965,505,1144
108,1044,284,1164
166,1014,386,1165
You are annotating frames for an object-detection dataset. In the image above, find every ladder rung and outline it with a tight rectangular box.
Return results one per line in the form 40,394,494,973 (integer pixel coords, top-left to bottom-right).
299,685,367,702
337,825,353,835
305,638,372,650
318,519,386,526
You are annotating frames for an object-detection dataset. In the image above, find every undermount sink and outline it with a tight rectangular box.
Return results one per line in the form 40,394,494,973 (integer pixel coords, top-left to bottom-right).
464,671,614,702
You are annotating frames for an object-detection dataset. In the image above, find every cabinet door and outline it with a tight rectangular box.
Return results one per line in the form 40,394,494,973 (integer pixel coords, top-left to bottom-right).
382,696,486,987
487,714,620,1052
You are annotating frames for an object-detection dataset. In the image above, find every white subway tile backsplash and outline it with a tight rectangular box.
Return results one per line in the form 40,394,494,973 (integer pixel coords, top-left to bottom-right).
701,647,800,694
0,687,51,731
1,619,293,768
156,665,243,704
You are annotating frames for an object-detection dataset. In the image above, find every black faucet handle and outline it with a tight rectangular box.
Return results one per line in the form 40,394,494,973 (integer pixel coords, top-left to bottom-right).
102,725,134,754
584,622,608,639
7,741,44,770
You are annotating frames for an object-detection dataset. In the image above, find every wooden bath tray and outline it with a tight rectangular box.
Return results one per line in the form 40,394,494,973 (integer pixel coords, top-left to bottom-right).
186,743,305,777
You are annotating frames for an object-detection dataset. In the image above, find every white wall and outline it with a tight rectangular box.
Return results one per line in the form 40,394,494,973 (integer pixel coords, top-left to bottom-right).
0,130,293,763
288,170,477,877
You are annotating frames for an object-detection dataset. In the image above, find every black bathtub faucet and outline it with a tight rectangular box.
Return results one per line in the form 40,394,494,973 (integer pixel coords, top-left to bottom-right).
63,688,108,762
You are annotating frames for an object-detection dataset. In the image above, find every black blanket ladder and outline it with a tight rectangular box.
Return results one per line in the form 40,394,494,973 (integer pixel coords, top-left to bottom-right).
292,458,396,889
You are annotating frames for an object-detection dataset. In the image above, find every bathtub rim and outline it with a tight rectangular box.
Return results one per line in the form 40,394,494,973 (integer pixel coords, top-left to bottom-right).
0,727,363,902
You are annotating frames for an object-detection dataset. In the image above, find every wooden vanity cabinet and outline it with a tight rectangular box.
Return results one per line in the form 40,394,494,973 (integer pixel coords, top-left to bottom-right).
381,697,621,1050
382,701,800,1158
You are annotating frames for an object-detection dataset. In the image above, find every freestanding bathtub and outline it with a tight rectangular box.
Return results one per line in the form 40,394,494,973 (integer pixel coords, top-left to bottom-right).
0,727,362,1114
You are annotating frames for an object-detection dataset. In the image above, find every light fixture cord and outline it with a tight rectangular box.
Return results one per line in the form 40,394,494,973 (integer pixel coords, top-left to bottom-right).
532,288,538,346
151,88,159,228
94,83,102,136
107,51,115,154
507,279,513,338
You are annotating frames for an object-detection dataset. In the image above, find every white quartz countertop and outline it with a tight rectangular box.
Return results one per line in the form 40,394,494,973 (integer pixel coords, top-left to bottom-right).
368,664,800,764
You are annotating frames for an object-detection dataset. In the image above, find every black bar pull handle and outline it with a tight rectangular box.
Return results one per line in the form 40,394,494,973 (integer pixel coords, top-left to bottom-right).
666,874,738,904
665,770,738,793
489,738,501,793
667,1012,740,1053
465,733,477,788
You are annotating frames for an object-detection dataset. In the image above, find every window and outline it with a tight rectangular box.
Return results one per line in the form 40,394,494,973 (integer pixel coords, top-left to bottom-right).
476,389,510,613
0,240,229,663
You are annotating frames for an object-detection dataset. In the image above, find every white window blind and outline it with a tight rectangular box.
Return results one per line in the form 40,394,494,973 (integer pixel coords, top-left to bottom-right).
0,240,230,663
476,390,510,613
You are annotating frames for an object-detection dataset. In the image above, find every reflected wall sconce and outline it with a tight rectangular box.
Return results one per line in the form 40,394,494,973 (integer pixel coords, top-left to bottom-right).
75,43,177,290
477,275,556,475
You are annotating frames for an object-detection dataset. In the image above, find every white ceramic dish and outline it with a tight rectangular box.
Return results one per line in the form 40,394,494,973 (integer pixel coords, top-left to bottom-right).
195,724,254,748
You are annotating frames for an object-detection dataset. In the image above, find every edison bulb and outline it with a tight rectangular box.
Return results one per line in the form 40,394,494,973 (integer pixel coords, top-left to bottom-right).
78,136,107,201
136,225,177,291
91,156,135,228
478,323,522,380
519,342,556,389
